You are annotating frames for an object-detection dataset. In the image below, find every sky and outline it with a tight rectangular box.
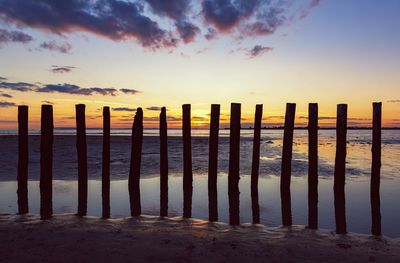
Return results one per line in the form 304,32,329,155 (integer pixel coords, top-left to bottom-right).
0,0,399,129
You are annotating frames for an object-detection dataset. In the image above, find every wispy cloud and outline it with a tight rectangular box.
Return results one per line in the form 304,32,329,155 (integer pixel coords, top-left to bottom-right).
0,28,33,44
113,107,136,112
146,106,163,111
0,78,135,97
143,116,181,121
388,100,400,103
37,84,117,96
39,41,72,54
51,65,76,74
0,81,39,92
42,100,54,105
247,45,273,58
0,93,12,98
120,88,140,95
192,116,208,121
0,101,16,107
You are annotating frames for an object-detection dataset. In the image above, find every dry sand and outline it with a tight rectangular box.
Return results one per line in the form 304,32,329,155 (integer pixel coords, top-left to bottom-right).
0,213,399,263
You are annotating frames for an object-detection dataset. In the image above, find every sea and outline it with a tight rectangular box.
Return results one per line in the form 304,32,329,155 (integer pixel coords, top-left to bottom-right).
0,128,399,237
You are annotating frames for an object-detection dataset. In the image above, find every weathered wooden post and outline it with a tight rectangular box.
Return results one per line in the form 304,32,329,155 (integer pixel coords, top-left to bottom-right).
40,105,53,220
160,107,168,217
129,108,143,216
17,105,29,214
371,102,382,236
280,103,296,226
208,104,220,222
182,104,193,218
102,106,110,219
229,103,241,225
251,104,263,224
334,104,347,234
308,103,318,229
76,104,88,217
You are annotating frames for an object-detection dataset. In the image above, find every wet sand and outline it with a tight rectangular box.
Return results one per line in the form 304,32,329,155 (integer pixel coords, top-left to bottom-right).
0,213,399,263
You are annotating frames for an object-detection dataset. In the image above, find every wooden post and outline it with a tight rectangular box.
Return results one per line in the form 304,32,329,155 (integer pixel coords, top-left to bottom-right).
371,102,382,236
102,107,110,219
280,103,296,226
308,103,318,229
40,105,53,220
76,104,88,217
17,105,29,214
251,104,263,224
182,104,193,218
229,103,241,225
334,104,347,234
160,107,168,217
129,108,143,216
208,104,220,222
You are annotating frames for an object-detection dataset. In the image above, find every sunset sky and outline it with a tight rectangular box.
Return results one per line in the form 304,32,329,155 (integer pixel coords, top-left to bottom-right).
0,0,399,129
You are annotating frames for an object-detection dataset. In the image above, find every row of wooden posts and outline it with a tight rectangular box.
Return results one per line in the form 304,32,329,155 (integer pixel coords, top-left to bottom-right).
15,102,382,236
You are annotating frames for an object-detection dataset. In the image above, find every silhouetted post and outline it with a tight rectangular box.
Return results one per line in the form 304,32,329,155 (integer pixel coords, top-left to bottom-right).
182,104,193,218
76,104,88,217
251,104,263,224
371,102,382,236
208,104,220,222
129,108,143,216
308,103,318,229
17,105,29,214
281,103,296,226
102,107,110,219
160,107,168,217
334,104,347,234
229,103,241,225
40,105,53,220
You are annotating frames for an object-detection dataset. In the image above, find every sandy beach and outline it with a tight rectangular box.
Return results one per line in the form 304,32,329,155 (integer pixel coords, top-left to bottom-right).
0,213,399,263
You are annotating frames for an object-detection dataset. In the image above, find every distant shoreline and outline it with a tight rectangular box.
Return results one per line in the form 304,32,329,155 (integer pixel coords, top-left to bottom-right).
1,127,400,132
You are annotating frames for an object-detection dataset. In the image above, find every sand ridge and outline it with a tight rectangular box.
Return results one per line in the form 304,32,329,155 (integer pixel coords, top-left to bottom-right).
0,213,399,262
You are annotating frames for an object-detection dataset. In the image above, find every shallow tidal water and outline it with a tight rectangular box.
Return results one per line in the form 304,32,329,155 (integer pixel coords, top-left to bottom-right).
0,129,399,237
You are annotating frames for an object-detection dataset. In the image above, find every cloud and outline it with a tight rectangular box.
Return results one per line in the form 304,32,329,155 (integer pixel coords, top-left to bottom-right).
204,28,217,40
146,106,163,111
145,0,189,20
388,100,400,103
0,28,33,44
0,78,137,96
192,116,209,121
0,0,320,50
176,21,200,43
0,0,175,49
0,101,16,107
113,107,136,112
42,100,54,105
51,65,76,74
202,0,260,32
39,41,72,53
145,0,199,43
143,116,181,121
0,81,39,91
37,84,117,96
120,88,140,95
247,45,273,58
299,0,321,20
0,93,12,98
0,77,7,81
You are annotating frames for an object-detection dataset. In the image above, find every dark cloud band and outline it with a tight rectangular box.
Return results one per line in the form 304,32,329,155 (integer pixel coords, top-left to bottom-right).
0,0,320,50
0,79,139,96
